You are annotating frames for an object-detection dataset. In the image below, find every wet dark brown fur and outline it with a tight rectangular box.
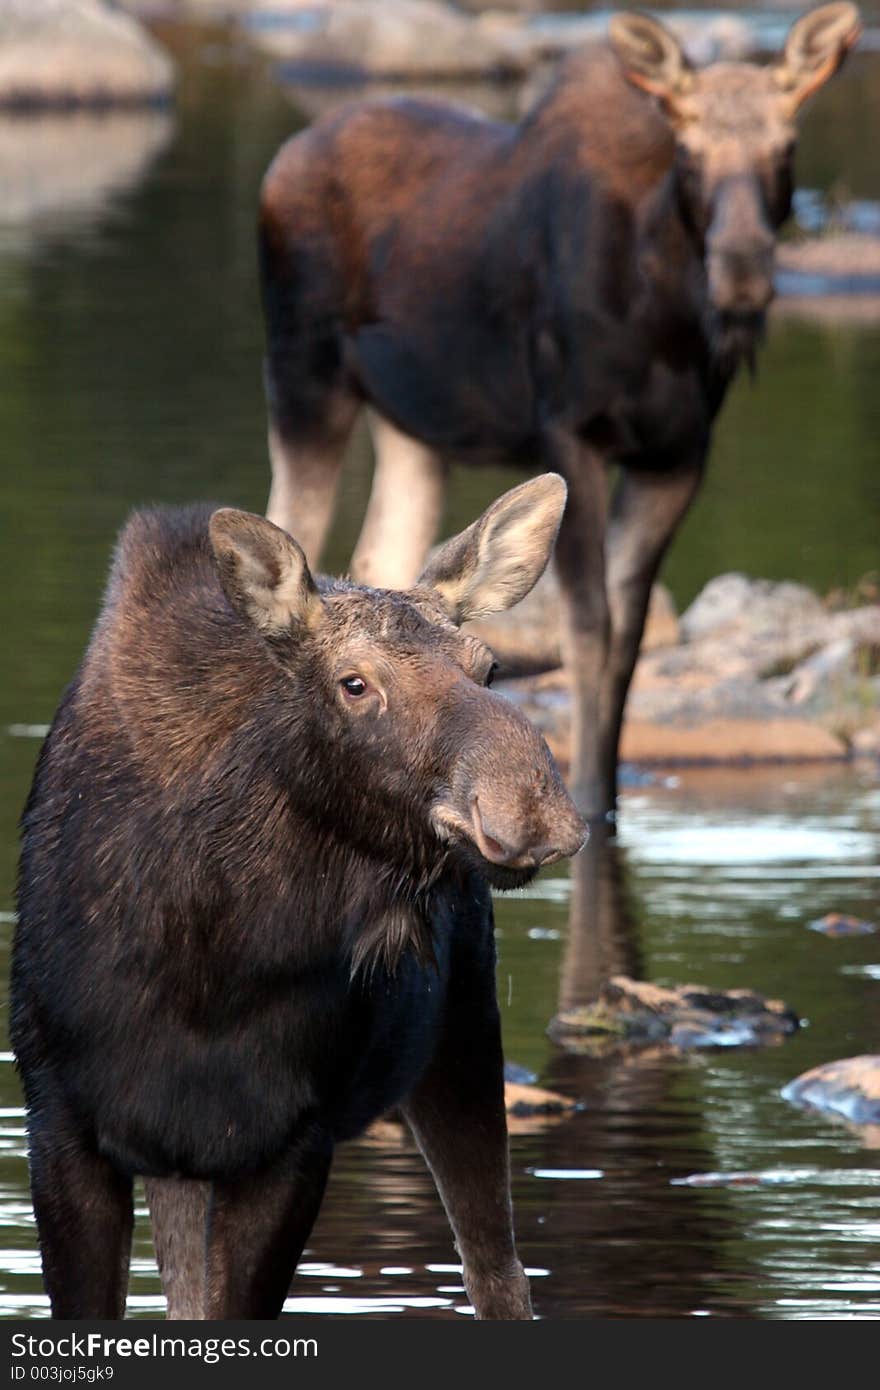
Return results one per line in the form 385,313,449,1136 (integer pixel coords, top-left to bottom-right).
258,5,861,819
12,483,585,1320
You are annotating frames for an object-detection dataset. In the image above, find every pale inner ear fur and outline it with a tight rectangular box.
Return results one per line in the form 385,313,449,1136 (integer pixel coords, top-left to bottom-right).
417,474,567,625
608,12,693,100
209,508,321,635
776,2,862,107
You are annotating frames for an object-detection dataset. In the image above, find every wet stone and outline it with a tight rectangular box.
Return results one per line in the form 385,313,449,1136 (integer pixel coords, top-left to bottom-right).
503,1060,537,1086
807,912,877,937
0,0,174,108
503,1082,577,1119
548,975,800,1053
782,1056,880,1127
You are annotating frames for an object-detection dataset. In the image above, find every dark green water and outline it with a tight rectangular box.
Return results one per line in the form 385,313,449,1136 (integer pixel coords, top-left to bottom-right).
0,27,878,1319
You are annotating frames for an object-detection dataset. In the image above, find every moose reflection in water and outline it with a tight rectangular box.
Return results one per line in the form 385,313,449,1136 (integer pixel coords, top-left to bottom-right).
258,4,862,821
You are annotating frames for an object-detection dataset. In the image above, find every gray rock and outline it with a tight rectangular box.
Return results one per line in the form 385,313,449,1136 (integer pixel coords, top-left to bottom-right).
242,0,527,79
0,0,174,108
466,566,677,677
0,108,172,232
680,573,826,644
807,913,877,938
549,975,800,1054
782,1056,880,1126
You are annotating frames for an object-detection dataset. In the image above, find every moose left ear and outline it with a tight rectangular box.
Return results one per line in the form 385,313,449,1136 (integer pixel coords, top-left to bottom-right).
776,3,862,113
608,12,694,115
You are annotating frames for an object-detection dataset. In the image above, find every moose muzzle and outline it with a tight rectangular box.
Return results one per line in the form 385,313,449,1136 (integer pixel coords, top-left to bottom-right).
431,685,587,877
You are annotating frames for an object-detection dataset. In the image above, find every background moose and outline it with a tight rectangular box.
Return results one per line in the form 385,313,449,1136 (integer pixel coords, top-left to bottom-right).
258,2,862,819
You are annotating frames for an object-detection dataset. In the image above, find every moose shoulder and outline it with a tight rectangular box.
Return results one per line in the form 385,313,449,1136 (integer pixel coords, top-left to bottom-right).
12,477,585,1320
258,3,862,818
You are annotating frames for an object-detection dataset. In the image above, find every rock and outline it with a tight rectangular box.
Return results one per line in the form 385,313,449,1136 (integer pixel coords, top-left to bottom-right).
363,1074,576,1144
777,234,880,284
0,109,172,233
0,0,174,108
680,573,826,645
466,568,677,677
782,1056,880,1126
500,667,849,770
772,292,880,325
851,720,880,757
619,717,846,766
503,1081,576,1119
807,912,877,938
242,0,527,80
782,638,856,706
490,571,880,768
503,1059,537,1086
548,975,800,1053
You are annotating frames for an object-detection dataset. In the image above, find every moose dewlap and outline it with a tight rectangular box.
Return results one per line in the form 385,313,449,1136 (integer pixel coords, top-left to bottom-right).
11,475,585,1321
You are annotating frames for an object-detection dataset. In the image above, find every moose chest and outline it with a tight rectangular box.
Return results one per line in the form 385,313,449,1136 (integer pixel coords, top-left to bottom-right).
66,887,470,1180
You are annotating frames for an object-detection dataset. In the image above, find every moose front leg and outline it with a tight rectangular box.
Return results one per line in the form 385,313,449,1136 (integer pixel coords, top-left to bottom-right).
145,1177,211,1319
402,936,531,1320
600,461,704,813
27,1099,134,1319
547,432,610,821
205,1137,333,1319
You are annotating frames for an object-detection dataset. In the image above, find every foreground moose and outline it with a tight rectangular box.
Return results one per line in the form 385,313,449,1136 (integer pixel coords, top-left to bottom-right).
12,475,585,1320
258,3,861,819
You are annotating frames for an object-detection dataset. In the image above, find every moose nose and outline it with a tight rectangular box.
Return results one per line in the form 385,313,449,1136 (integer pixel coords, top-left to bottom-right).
470,796,587,870
708,239,776,314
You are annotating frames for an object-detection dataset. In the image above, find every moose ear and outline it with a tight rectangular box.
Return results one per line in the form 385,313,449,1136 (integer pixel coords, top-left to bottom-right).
417,474,567,625
775,3,862,113
608,12,694,111
209,509,322,635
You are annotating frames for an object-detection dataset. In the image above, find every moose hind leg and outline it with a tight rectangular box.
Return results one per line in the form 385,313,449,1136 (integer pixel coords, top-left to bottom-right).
145,1177,211,1320
28,1106,134,1319
350,412,448,589
205,1139,333,1319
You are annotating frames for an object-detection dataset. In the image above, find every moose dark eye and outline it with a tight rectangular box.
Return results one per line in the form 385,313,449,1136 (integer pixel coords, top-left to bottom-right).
486,661,500,688
340,675,368,698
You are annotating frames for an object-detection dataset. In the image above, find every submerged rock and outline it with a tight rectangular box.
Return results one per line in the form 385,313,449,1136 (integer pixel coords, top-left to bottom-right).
0,0,173,108
503,1081,577,1120
364,1073,576,1144
549,975,800,1053
782,1056,880,1126
808,912,877,938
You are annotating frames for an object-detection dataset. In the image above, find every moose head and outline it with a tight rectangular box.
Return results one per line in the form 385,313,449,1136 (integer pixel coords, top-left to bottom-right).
610,3,862,366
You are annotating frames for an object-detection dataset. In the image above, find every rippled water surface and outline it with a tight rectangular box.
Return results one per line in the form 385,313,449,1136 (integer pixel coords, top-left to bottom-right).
0,24,879,1320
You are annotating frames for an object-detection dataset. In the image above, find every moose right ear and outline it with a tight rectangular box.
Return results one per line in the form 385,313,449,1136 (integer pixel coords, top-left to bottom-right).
609,12,694,114
775,3,862,113
209,509,323,636
417,474,567,625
